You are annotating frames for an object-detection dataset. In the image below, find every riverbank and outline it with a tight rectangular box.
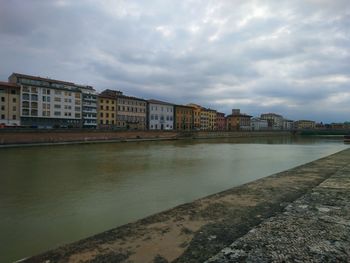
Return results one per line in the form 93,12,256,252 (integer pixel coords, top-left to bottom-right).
20,148,350,263
0,130,291,147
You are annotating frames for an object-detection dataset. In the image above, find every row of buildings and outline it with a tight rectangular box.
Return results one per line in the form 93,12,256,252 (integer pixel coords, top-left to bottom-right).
0,73,317,131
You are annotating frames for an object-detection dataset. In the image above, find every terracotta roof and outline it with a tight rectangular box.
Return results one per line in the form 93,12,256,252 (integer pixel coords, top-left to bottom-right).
175,104,195,109
0,81,19,88
116,94,147,102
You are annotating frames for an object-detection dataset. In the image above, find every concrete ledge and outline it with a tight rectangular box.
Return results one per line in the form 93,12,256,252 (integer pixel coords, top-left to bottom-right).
20,149,350,263
206,156,350,262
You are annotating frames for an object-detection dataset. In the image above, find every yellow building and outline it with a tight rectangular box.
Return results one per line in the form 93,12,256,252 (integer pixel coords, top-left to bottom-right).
97,94,117,128
0,81,20,126
187,103,201,130
200,108,210,130
294,120,315,130
207,109,217,130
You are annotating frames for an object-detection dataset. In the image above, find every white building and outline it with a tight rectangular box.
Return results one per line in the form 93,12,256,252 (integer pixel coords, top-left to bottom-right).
260,113,284,130
148,99,174,130
251,117,268,131
78,85,97,128
9,73,82,128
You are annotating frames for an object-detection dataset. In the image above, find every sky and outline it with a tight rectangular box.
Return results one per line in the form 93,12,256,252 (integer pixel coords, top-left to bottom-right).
0,0,349,123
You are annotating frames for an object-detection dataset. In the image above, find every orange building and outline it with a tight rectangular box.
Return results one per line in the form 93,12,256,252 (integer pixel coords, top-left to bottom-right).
226,109,252,131
174,105,194,131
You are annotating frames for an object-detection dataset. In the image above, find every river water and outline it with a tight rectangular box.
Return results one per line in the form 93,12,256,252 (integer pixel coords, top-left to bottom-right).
0,136,348,262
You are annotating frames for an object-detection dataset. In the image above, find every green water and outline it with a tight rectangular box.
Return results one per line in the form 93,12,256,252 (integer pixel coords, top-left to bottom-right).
0,136,348,262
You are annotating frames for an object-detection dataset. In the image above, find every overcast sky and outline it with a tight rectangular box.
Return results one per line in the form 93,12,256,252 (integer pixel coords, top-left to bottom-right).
1,0,349,122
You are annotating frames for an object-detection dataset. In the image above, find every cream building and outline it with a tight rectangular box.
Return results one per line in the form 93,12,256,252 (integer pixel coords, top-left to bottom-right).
9,73,82,128
0,81,20,126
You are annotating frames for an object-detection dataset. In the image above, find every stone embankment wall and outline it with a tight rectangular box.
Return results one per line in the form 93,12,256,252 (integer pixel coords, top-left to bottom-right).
22,149,350,263
0,130,291,146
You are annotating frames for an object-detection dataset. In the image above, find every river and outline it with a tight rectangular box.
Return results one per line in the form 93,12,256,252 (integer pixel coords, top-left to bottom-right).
0,136,348,262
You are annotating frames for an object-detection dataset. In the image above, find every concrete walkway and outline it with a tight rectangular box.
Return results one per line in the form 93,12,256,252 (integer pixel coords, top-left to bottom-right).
206,156,350,262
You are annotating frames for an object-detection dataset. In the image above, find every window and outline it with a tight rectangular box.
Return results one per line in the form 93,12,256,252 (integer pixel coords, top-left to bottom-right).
1,114,4,119
55,90,62,95
1,106,4,110
31,109,38,116
54,97,61,102
22,101,29,108
31,87,38,93
1,97,5,102
12,115,16,120
75,106,81,111
31,94,38,101
100,105,103,110
75,113,81,118
22,109,29,116
13,106,16,111
12,98,16,103
11,89,16,95
54,111,61,116
75,93,81,99
31,102,38,109
100,112,103,117
54,104,61,109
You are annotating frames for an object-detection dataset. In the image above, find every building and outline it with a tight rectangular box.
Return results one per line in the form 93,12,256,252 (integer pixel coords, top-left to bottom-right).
250,117,268,131
116,93,147,130
148,99,174,130
294,120,316,130
97,91,118,129
0,81,20,126
78,85,97,128
216,112,226,131
187,103,201,130
260,113,284,130
174,105,194,131
200,108,210,130
282,119,294,130
9,73,82,128
226,109,252,131
207,108,217,131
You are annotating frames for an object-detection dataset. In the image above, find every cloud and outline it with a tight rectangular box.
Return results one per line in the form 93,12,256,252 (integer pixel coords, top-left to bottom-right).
0,0,350,122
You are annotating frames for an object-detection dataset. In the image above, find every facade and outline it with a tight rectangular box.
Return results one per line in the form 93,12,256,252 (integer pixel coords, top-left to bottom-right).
282,119,294,130
97,93,117,129
0,81,20,126
207,109,217,130
148,99,174,130
200,108,210,130
216,112,226,131
79,85,97,128
250,117,268,131
174,105,194,131
260,113,284,130
187,103,201,130
294,120,316,130
226,109,252,131
116,94,147,130
9,73,82,128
